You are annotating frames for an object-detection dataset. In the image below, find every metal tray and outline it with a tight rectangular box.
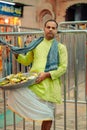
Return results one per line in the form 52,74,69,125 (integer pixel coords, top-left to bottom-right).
0,73,37,90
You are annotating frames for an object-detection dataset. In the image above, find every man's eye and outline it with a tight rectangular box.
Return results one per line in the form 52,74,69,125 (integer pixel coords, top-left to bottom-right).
52,27,56,30
46,26,56,30
46,26,50,29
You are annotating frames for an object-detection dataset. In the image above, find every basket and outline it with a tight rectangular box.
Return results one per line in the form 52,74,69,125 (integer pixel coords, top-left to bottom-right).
0,73,37,90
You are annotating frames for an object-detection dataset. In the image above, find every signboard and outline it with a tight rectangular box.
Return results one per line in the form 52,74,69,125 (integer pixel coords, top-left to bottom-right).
0,2,23,17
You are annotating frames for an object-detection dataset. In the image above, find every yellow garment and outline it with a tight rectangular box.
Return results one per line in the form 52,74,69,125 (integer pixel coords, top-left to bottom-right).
17,38,68,103
18,36,22,47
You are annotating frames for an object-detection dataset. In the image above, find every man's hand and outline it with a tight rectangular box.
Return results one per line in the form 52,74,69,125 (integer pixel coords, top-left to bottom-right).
36,72,51,83
14,53,19,59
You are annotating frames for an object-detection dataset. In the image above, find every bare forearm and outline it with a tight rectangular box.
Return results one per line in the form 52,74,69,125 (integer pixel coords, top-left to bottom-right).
45,72,51,78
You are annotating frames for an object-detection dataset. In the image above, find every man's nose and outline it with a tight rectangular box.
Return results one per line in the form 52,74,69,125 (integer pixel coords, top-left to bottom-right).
49,27,53,30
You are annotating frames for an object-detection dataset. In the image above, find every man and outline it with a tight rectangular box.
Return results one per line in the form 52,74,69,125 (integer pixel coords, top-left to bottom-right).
8,19,68,130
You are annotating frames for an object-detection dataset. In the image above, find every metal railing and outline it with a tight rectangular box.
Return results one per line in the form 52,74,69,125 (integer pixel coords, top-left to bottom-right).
58,21,87,130
58,20,87,30
0,22,87,130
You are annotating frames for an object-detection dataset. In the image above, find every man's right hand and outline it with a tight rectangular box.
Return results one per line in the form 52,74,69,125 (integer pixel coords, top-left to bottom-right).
14,53,19,59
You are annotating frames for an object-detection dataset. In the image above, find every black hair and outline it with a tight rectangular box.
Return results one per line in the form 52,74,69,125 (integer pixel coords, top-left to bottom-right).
27,35,31,38
44,19,58,28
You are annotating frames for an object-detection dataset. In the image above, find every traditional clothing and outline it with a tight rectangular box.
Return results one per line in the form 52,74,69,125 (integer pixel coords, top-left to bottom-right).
7,38,68,121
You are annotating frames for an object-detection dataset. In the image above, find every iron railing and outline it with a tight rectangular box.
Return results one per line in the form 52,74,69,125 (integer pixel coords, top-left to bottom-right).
0,22,87,130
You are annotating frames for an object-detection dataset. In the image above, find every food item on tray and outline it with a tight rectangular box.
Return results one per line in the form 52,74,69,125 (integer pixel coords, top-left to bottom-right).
0,72,38,87
0,79,9,86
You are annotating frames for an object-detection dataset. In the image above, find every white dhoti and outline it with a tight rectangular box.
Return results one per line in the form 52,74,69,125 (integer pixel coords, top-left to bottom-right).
7,88,55,121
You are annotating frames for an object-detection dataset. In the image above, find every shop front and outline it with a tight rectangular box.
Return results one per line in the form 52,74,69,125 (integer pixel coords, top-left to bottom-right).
0,1,24,70
0,0,24,27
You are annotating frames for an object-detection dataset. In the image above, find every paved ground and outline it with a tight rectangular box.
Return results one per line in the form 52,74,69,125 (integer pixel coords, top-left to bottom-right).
0,71,87,130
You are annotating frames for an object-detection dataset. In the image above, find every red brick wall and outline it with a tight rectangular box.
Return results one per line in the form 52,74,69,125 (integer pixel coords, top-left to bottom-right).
19,0,87,28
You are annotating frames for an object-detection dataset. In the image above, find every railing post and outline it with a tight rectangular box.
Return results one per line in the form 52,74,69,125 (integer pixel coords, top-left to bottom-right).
86,40,87,97
3,89,6,130
85,35,87,130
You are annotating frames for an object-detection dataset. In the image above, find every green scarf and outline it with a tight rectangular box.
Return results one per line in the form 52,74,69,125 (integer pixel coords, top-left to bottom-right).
0,37,59,71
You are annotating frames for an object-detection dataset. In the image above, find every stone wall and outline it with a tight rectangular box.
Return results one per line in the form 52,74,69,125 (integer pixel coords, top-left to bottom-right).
13,0,87,29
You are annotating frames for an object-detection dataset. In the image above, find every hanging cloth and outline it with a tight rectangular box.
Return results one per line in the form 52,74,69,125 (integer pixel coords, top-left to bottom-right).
0,37,59,71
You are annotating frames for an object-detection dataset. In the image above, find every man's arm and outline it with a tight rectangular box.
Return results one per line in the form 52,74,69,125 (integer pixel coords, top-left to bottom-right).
49,43,68,80
14,54,19,59
36,72,51,83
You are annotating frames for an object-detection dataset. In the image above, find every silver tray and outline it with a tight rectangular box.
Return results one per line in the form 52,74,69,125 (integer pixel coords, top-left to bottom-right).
0,73,37,90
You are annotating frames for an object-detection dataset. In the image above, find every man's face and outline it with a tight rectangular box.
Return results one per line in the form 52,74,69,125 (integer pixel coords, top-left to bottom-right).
44,21,57,40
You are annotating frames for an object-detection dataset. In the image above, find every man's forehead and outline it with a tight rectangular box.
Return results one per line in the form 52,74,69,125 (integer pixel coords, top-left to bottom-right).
46,21,56,26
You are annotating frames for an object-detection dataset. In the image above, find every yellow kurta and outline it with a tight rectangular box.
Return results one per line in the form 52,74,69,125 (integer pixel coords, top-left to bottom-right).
17,38,68,103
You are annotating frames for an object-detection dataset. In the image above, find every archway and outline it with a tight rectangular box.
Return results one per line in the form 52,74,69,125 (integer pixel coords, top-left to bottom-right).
65,3,87,21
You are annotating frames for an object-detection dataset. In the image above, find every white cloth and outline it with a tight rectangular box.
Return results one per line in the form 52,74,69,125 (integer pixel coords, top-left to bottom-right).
7,88,55,121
